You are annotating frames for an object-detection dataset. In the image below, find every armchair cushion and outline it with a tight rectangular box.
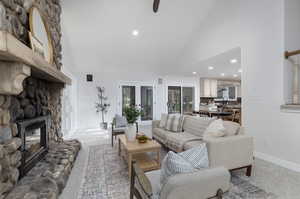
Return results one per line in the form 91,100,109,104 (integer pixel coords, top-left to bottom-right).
112,127,126,133
160,167,230,199
115,114,128,128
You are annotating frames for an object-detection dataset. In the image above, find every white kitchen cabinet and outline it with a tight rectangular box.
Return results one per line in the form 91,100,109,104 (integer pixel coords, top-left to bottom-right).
201,78,218,97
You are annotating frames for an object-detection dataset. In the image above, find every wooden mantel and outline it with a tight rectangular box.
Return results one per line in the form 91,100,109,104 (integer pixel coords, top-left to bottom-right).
0,31,71,95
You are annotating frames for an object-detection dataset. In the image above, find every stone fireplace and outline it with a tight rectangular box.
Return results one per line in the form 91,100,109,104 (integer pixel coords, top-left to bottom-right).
0,0,81,198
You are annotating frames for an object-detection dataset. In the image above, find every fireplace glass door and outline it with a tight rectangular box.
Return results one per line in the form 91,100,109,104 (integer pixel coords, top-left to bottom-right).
24,126,44,163
18,116,49,178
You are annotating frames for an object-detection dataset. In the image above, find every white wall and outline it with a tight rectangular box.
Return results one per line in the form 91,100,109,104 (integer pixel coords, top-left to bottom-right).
181,0,300,169
61,65,78,137
61,0,300,170
76,71,200,130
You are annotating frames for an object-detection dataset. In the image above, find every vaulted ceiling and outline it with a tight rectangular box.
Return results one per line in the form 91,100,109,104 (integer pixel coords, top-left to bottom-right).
61,0,217,74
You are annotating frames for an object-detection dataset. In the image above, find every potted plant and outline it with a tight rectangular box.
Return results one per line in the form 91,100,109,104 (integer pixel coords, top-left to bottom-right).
95,86,110,130
123,106,141,141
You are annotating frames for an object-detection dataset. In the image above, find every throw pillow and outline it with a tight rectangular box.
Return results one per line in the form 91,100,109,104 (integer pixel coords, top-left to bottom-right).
115,114,128,128
165,115,175,131
223,121,240,136
159,114,168,128
160,151,196,186
178,115,185,132
204,119,225,137
165,114,184,132
179,144,209,169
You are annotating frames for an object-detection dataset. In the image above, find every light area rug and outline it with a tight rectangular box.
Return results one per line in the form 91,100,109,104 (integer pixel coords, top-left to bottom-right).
77,144,277,199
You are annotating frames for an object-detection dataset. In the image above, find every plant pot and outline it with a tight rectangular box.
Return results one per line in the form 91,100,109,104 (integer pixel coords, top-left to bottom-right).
125,124,136,142
100,122,108,130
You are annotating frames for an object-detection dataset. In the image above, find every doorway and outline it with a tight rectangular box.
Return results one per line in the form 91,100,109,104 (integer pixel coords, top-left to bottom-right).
119,82,155,125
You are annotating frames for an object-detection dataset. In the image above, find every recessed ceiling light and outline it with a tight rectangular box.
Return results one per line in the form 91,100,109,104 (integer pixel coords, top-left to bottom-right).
132,30,139,36
230,59,238,64
192,72,197,75
238,68,242,73
233,74,238,77
208,66,214,70
221,73,225,77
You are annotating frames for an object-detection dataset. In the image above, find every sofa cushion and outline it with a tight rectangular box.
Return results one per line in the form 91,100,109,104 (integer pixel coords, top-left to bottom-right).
204,119,226,137
179,144,209,169
165,132,201,152
160,151,196,186
153,128,172,144
183,140,205,150
182,116,215,137
223,121,240,136
159,114,168,128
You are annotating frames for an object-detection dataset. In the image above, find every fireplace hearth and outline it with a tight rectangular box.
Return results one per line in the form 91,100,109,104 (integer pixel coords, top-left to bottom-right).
17,115,50,178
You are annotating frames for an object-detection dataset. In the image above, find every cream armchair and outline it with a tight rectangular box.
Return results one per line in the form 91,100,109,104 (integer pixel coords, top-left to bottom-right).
130,161,231,199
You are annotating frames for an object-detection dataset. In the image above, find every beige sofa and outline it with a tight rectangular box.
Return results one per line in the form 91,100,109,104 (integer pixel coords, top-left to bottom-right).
152,116,254,176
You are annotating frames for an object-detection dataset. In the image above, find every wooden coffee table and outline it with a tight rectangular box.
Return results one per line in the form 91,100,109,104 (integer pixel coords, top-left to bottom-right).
117,134,161,178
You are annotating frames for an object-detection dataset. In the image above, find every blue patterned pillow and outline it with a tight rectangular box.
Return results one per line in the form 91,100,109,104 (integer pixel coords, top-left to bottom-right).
115,114,128,128
179,143,209,169
160,151,196,186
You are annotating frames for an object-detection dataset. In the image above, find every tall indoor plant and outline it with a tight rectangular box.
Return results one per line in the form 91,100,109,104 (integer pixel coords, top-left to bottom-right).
123,106,141,141
95,86,110,129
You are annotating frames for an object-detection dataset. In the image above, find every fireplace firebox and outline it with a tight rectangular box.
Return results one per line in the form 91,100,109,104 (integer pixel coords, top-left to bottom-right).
17,115,50,178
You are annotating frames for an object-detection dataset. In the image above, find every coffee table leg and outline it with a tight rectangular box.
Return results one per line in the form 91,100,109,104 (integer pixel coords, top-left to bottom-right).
157,150,161,167
128,153,132,178
118,138,121,156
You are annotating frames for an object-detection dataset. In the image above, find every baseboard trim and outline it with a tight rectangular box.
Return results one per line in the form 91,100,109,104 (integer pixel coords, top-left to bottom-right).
254,151,300,172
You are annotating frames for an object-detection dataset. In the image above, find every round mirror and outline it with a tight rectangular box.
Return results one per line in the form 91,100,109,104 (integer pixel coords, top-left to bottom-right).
29,6,53,64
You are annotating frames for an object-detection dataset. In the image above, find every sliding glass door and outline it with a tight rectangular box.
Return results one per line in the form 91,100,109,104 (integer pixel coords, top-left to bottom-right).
168,86,181,114
120,83,154,124
182,87,195,114
168,86,195,114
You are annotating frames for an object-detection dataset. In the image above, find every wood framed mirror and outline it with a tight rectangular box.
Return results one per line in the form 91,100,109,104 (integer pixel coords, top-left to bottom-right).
29,6,54,64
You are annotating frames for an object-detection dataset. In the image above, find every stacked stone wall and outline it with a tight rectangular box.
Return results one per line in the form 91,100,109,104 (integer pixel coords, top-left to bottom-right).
0,1,74,198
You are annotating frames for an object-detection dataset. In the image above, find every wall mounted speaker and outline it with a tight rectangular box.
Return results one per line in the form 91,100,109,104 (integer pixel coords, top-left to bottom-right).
87,74,93,82
158,78,163,85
